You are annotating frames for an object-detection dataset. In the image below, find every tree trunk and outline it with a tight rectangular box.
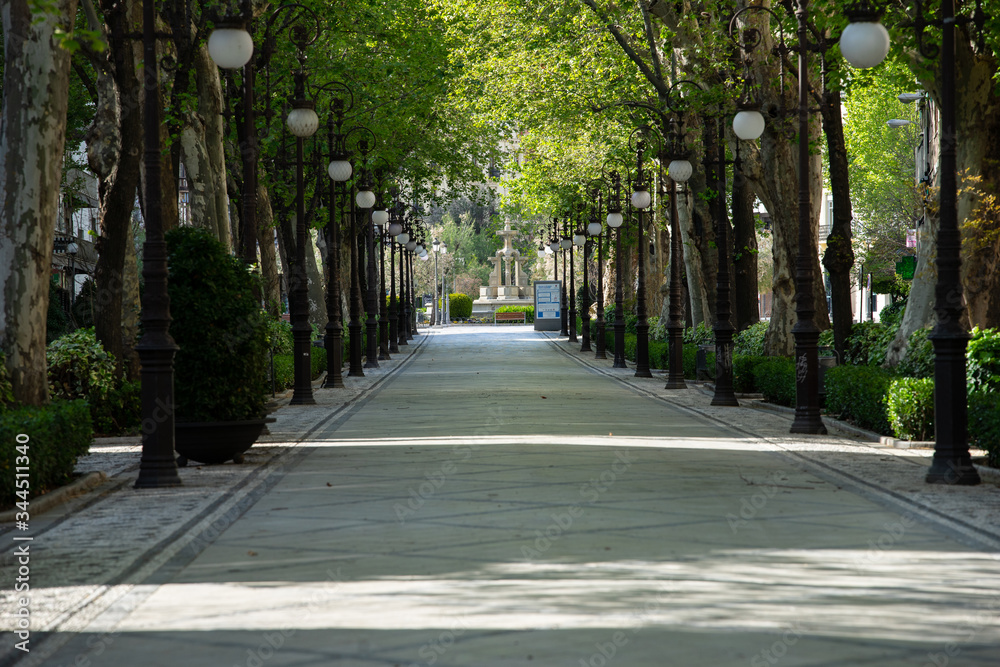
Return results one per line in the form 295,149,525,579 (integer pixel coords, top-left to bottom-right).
677,184,714,328
732,159,759,331
90,0,142,378
306,229,327,330
121,220,141,379
0,0,79,405
821,85,856,363
178,44,231,250
257,184,281,317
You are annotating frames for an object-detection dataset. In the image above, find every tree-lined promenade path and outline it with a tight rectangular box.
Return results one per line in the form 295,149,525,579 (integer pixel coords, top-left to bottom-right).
5,327,1000,667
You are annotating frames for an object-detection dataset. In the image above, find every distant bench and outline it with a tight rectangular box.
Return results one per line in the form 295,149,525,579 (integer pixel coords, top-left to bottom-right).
494,311,526,325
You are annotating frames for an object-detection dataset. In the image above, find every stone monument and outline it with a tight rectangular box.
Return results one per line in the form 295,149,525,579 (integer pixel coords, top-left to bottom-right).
472,221,534,316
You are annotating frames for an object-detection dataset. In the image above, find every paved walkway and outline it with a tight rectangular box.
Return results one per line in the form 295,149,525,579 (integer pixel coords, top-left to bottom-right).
3,326,1000,666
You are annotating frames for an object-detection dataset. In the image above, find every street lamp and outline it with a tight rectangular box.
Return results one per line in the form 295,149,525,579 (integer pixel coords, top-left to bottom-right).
630,129,655,379
578,208,594,353
396,220,410,347
585,179,609,360
372,197,391,361
603,166,627,369
664,128,691,390
839,0,981,485
134,0,182,488
731,2,833,428
387,195,402,353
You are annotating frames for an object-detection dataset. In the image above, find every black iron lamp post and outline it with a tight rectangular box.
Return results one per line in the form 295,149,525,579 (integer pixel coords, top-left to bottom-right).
664,147,691,390
606,172,627,369
134,0,183,487
588,187,608,360
283,50,321,405
560,218,571,337
730,2,828,428
580,211,596,353
838,1,981,484
387,196,403,353
355,170,379,369
432,238,441,326
373,200,391,361
396,221,411,346
630,132,655,379
569,216,584,344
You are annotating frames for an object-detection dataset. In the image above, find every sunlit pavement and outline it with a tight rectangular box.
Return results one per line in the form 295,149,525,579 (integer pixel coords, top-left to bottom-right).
3,326,1000,667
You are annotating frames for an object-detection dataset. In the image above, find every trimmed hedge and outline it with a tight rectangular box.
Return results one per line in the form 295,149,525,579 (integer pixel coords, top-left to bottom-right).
969,391,1000,467
1,400,93,505
734,321,768,357
734,355,770,393
825,365,893,435
449,293,473,319
755,357,796,407
897,327,933,379
886,377,934,441
843,321,896,366
497,305,535,322
271,348,328,391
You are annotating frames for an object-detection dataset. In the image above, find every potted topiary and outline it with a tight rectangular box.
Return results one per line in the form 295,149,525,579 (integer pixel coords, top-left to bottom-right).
166,227,271,465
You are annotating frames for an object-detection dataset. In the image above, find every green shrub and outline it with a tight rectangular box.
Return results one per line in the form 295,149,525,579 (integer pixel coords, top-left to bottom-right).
886,377,934,441
897,327,934,379
91,379,141,436
311,347,327,378
167,227,268,422
649,316,667,342
844,321,897,366
1,400,92,504
624,334,637,361
969,391,1000,467
47,328,116,403
624,312,638,335
497,305,535,322
755,357,796,407
266,318,293,355
966,327,1000,393
271,354,294,390
449,293,473,319
734,355,770,393
734,321,768,357
683,344,697,379
684,322,714,345
649,340,669,369
879,300,907,329
825,365,894,435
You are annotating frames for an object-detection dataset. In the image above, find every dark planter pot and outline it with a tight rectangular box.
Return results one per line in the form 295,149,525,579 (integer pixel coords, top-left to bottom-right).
174,418,272,466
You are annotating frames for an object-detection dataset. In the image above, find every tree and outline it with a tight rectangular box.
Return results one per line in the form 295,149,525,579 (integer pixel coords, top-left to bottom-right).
1,0,80,404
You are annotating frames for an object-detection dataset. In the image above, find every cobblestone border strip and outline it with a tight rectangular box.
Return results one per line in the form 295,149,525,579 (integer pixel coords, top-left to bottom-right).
0,472,106,523
542,332,1000,554
1,333,430,667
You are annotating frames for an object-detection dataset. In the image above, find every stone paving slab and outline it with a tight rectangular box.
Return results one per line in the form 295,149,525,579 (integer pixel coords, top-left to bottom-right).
3,326,1000,667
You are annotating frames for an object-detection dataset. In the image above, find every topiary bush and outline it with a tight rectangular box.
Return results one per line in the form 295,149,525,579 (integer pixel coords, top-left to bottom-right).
755,357,796,407
886,377,934,441
649,340,669,369
167,227,268,423
734,321,768,357
683,344,698,379
897,327,934,379
825,365,894,435
448,293,473,319
496,305,535,322
47,328,116,403
966,327,1000,393
1,400,92,504
969,391,1000,467
649,316,667,342
266,318,293,355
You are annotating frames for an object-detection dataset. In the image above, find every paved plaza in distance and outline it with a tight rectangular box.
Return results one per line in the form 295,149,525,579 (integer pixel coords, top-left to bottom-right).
2,326,999,666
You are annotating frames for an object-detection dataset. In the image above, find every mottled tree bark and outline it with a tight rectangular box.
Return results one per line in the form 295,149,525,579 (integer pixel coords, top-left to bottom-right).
0,0,79,404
